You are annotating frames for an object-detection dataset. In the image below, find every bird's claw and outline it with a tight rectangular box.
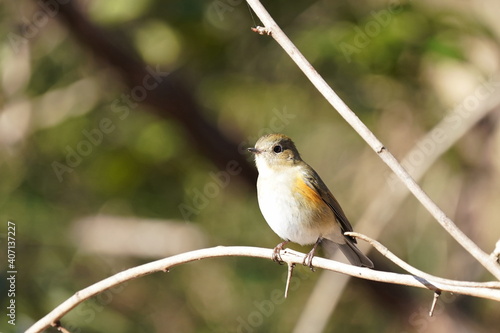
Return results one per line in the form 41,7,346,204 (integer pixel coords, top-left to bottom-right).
272,248,284,264
303,251,315,271
272,241,289,265
303,238,322,271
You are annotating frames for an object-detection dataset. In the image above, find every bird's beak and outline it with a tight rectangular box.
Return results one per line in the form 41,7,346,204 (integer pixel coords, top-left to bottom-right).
247,147,261,154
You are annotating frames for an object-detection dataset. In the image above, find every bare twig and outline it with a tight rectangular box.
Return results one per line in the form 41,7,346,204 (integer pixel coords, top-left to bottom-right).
295,90,500,333
493,239,500,264
245,0,500,280
25,246,500,333
52,321,72,333
346,232,500,289
284,263,295,298
251,26,272,35
429,291,441,317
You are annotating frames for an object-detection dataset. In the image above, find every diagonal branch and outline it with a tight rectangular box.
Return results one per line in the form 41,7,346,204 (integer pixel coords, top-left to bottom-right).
346,232,500,289
25,246,500,333
295,90,500,333
245,0,500,280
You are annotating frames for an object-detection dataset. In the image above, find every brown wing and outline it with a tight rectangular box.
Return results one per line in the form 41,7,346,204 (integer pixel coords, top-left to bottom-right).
302,167,356,243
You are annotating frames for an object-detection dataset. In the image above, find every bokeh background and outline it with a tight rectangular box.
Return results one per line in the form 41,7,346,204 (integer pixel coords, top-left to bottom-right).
1,0,500,332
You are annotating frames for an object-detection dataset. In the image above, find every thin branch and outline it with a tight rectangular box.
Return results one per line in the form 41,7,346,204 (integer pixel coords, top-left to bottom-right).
346,232,500,289
245,0,500,280
284,262,295,298
26,246,500,333
295,90,500,333
429,291,441,317
52,321,71,333
493,239,500,263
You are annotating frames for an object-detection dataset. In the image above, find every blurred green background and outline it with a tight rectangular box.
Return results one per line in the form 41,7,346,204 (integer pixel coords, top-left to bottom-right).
1,0,500,332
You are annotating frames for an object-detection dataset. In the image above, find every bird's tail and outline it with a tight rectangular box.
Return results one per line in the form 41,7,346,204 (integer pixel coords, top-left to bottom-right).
322,238,374,268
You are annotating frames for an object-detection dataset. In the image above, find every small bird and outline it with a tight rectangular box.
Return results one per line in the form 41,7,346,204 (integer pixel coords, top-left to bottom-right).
248,133,373,268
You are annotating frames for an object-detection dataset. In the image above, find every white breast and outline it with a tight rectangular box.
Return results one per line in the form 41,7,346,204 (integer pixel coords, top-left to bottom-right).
256,164,328,245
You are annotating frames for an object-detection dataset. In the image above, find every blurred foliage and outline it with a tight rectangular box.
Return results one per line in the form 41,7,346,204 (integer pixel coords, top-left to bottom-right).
1,0,500,332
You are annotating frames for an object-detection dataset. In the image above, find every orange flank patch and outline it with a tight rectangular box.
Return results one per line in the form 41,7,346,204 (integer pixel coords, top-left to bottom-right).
294,176,323,208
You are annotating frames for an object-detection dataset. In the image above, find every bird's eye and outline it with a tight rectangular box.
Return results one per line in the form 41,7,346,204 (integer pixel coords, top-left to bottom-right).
273,145,283,153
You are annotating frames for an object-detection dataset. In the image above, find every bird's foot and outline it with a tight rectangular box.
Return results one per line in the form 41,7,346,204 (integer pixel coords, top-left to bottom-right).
272,241,289,264
303,249,315,271
302,237,322,271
